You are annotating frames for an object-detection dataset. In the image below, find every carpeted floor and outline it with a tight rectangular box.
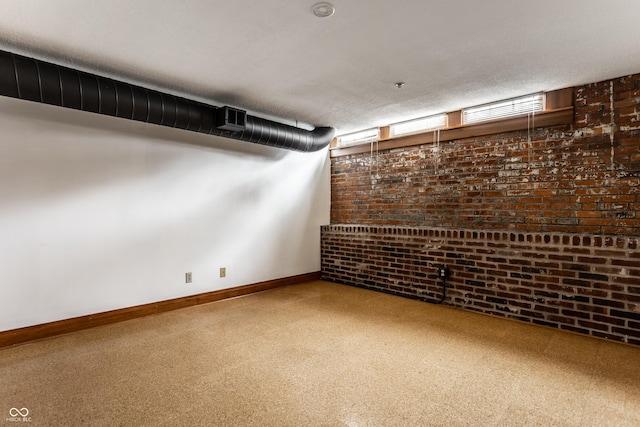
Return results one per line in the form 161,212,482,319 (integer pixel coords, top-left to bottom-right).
1,280,639,426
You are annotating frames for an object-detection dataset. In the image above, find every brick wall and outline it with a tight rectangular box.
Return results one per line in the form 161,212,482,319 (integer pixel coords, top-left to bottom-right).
331,74,640,234
321,225,640,345
325,73,640,345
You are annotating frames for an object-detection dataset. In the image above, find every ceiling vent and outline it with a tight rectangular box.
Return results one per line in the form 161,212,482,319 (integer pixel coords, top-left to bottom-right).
216,106,247,132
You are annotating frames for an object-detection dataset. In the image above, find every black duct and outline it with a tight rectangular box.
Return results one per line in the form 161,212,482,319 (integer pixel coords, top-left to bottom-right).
0,49,334,152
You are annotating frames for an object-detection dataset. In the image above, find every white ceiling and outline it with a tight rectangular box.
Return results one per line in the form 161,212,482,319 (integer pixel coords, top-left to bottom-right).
0,0,639,136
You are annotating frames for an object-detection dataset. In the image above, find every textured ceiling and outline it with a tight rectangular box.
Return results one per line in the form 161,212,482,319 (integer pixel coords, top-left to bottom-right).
0,0,639,136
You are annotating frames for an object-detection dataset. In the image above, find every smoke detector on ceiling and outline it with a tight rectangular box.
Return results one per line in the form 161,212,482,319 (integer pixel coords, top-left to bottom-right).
311,2,335,18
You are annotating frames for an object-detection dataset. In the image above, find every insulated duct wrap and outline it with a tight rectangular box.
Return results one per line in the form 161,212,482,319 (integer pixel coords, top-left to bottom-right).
0,49,334,152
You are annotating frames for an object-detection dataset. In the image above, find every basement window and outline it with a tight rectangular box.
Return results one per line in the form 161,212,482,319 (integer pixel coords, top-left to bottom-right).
335,128,379,147
389,114,447,137
462,93,543,124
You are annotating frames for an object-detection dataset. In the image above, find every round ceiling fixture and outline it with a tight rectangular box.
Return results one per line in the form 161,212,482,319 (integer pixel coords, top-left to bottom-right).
311,2,335,18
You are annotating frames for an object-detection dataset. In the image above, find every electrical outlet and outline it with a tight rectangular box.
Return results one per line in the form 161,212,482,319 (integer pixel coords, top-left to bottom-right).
220,267,226,278
185,272,192,283
437,266,450,279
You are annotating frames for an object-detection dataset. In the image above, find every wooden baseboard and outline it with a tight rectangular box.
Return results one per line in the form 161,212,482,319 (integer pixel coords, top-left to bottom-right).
0,272,321,349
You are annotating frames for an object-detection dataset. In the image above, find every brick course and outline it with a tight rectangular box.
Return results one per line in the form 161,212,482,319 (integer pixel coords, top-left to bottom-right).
326,73,640,345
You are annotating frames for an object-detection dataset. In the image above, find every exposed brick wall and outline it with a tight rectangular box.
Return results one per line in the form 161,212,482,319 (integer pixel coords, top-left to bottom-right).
326,73,640,345
331,74,640,234
321,225,640,345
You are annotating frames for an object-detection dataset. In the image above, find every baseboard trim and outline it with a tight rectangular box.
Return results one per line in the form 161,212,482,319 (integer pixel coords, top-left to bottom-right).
0,272,321,349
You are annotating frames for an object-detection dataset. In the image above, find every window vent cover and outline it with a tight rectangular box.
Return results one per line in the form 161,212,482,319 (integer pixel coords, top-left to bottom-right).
336,128,379,147
463,93,543,124
390,114,446,137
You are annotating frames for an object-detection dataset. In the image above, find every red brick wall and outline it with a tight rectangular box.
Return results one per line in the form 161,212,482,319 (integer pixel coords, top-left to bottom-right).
321,226,640,345
331,74,640,234
325,73,640,345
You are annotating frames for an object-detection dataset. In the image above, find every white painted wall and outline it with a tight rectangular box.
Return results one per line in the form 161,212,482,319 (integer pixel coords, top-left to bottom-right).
0,97,330,331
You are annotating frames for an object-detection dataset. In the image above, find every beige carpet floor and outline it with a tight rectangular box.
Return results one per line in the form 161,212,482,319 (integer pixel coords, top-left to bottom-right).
1,280,639,426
